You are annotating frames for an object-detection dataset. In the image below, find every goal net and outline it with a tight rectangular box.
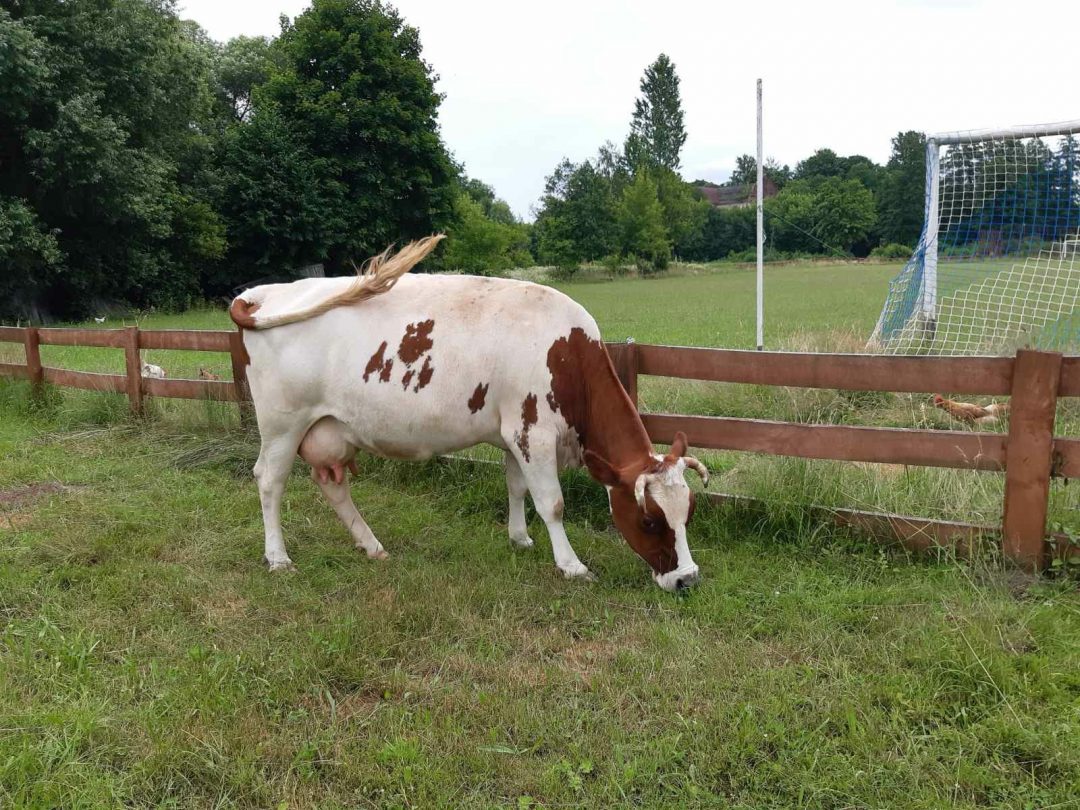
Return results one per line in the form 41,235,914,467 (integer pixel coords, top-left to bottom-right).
871,121,1080,355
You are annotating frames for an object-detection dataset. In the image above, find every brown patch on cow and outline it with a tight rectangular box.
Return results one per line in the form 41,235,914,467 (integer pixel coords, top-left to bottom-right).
363,341,394,383
546,327,689,578
228,297,260,329
468,382,489,413
413,356,434,392
401,368,415,389
397,319,435,364
516,393,539,462
546,391,558,413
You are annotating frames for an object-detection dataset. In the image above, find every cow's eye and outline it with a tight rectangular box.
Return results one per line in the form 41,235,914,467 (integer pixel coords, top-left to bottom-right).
640,514,660,533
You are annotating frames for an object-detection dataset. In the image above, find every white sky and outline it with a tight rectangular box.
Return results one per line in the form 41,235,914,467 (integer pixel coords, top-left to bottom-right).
180,0,1079,220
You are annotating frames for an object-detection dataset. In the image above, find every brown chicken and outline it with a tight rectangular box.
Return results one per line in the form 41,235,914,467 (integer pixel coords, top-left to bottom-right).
198,367,222,381
932,395,1010,425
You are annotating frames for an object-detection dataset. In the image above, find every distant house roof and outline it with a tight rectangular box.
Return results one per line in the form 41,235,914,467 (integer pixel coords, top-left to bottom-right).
696,177,778,208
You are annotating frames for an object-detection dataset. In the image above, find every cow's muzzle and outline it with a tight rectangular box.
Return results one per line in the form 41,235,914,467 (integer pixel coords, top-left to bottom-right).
653,564,701,592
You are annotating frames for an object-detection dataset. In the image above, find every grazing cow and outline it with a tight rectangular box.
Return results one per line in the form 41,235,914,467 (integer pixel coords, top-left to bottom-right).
141,362,166,379
230,236,709,590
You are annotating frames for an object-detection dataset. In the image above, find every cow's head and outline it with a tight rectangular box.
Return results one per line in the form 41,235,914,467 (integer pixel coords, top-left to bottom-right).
584,432,709,591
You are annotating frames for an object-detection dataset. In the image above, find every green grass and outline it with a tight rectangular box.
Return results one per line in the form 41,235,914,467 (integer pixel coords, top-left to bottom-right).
1,386,1079,808
1,261,1079,806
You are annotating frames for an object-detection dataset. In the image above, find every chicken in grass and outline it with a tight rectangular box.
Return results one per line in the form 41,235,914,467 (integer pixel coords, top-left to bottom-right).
198,367,222,381
932,394,1010,425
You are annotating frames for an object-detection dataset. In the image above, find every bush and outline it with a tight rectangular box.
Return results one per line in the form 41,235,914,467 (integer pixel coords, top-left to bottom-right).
549,263,581,281
870,242,912,259
600,253,629,277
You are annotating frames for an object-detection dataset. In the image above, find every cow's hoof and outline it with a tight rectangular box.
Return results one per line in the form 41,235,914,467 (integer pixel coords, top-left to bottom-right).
367,548,390,561
509,533,534,549
560,562,597,582
264,557,297,573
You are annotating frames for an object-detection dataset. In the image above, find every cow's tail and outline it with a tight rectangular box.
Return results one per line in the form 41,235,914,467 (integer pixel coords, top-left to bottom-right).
229,234,444,330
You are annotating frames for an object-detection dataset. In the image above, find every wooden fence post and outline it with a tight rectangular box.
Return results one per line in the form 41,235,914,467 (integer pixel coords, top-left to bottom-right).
123,326,144,416
23,327,43,399
608,341,639,408
1001,349,1062,571
229,330,254,428
23,326,44,403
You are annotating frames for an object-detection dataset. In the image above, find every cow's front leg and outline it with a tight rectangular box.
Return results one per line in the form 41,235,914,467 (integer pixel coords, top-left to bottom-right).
504,451,533,549
253,434,304,571
505,432,594,582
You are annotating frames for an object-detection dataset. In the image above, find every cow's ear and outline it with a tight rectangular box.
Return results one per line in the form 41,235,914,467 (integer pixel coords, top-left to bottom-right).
667,431,688,460
584,450,620,486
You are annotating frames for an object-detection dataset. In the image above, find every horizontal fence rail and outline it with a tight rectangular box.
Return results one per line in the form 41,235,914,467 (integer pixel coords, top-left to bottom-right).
0,327,1077,570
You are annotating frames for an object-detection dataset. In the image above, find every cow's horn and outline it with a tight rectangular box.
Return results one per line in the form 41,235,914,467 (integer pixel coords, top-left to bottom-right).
684,456,710,488
634,472,657,507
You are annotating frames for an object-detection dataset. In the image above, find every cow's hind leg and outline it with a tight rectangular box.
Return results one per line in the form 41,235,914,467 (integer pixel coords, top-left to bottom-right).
300,416,387,560
504,451,533,549
314,474,388,560
504,429,594,582
254,431,306,572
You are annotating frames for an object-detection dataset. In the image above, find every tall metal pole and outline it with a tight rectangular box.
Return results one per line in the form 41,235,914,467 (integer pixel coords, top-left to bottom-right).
756,78,764,351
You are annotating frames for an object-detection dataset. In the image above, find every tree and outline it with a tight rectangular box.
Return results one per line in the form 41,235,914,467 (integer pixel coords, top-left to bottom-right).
767,178,876,255
794,148,848,181
461,177,518,225
624,54,686,171
655,168,709,257
213,36,273,125
618,171,670,271
0,1,224,319
729,154,792,189
533,158,619,266
877,130,927,246
206,106,344,295
443,193,531,273
260,0,456,272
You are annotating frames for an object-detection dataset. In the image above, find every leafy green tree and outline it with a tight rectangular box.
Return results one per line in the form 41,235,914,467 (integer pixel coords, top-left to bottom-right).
624,54,686,171
618,171,670,271
794,148,848,181
534,158,619,266
729,155,792,188
655,168,709,257
767,178,876,255
443,193,531,273
0,1,224,319
213,36,273,125
206,106,344,295
260,0,456,271
461,177,518,226
877,130,927,246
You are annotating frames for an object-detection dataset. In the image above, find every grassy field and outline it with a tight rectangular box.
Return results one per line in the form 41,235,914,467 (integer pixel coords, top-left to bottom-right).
2,261,1079,807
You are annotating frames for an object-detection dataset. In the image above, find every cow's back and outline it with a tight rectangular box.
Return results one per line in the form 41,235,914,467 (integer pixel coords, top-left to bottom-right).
240,274,600,458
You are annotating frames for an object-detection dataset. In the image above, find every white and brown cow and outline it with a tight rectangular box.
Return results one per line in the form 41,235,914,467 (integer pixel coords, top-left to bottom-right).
230,236,709,590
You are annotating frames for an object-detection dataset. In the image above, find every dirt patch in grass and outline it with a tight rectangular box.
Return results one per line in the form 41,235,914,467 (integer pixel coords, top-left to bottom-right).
0,482,80,531
0,481,70,506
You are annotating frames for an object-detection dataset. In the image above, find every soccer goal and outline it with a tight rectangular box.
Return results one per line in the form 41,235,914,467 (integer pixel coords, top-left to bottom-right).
870,120,1080,355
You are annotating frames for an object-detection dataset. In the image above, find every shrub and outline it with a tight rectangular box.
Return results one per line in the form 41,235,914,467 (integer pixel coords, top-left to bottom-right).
870,242,912,259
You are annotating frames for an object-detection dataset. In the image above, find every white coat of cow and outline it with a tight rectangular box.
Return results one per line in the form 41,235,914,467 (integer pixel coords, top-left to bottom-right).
230,236,708,590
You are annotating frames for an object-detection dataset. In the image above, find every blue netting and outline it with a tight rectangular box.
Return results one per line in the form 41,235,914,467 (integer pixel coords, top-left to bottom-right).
875,133,1080,354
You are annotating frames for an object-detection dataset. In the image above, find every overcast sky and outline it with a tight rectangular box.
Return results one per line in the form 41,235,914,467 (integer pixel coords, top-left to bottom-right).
179,0,1078,220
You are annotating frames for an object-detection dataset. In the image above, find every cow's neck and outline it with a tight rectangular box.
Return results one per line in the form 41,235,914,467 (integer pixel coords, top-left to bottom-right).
579,351,654,473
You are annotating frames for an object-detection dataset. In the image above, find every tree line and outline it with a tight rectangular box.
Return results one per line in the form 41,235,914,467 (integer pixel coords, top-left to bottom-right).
1,0,929,322
531,56,929,273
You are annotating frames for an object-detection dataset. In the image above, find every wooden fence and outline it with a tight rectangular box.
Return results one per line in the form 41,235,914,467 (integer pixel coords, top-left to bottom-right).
1,326,1077,571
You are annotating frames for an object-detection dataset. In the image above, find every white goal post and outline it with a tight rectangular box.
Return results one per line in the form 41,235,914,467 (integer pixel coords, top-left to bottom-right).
871,119,1080,355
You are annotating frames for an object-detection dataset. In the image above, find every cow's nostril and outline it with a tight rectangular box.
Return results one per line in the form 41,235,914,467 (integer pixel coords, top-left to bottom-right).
675,577,686,590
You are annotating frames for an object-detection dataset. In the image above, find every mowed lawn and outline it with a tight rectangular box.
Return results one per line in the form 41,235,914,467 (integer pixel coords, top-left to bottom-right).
2,262,1079,807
